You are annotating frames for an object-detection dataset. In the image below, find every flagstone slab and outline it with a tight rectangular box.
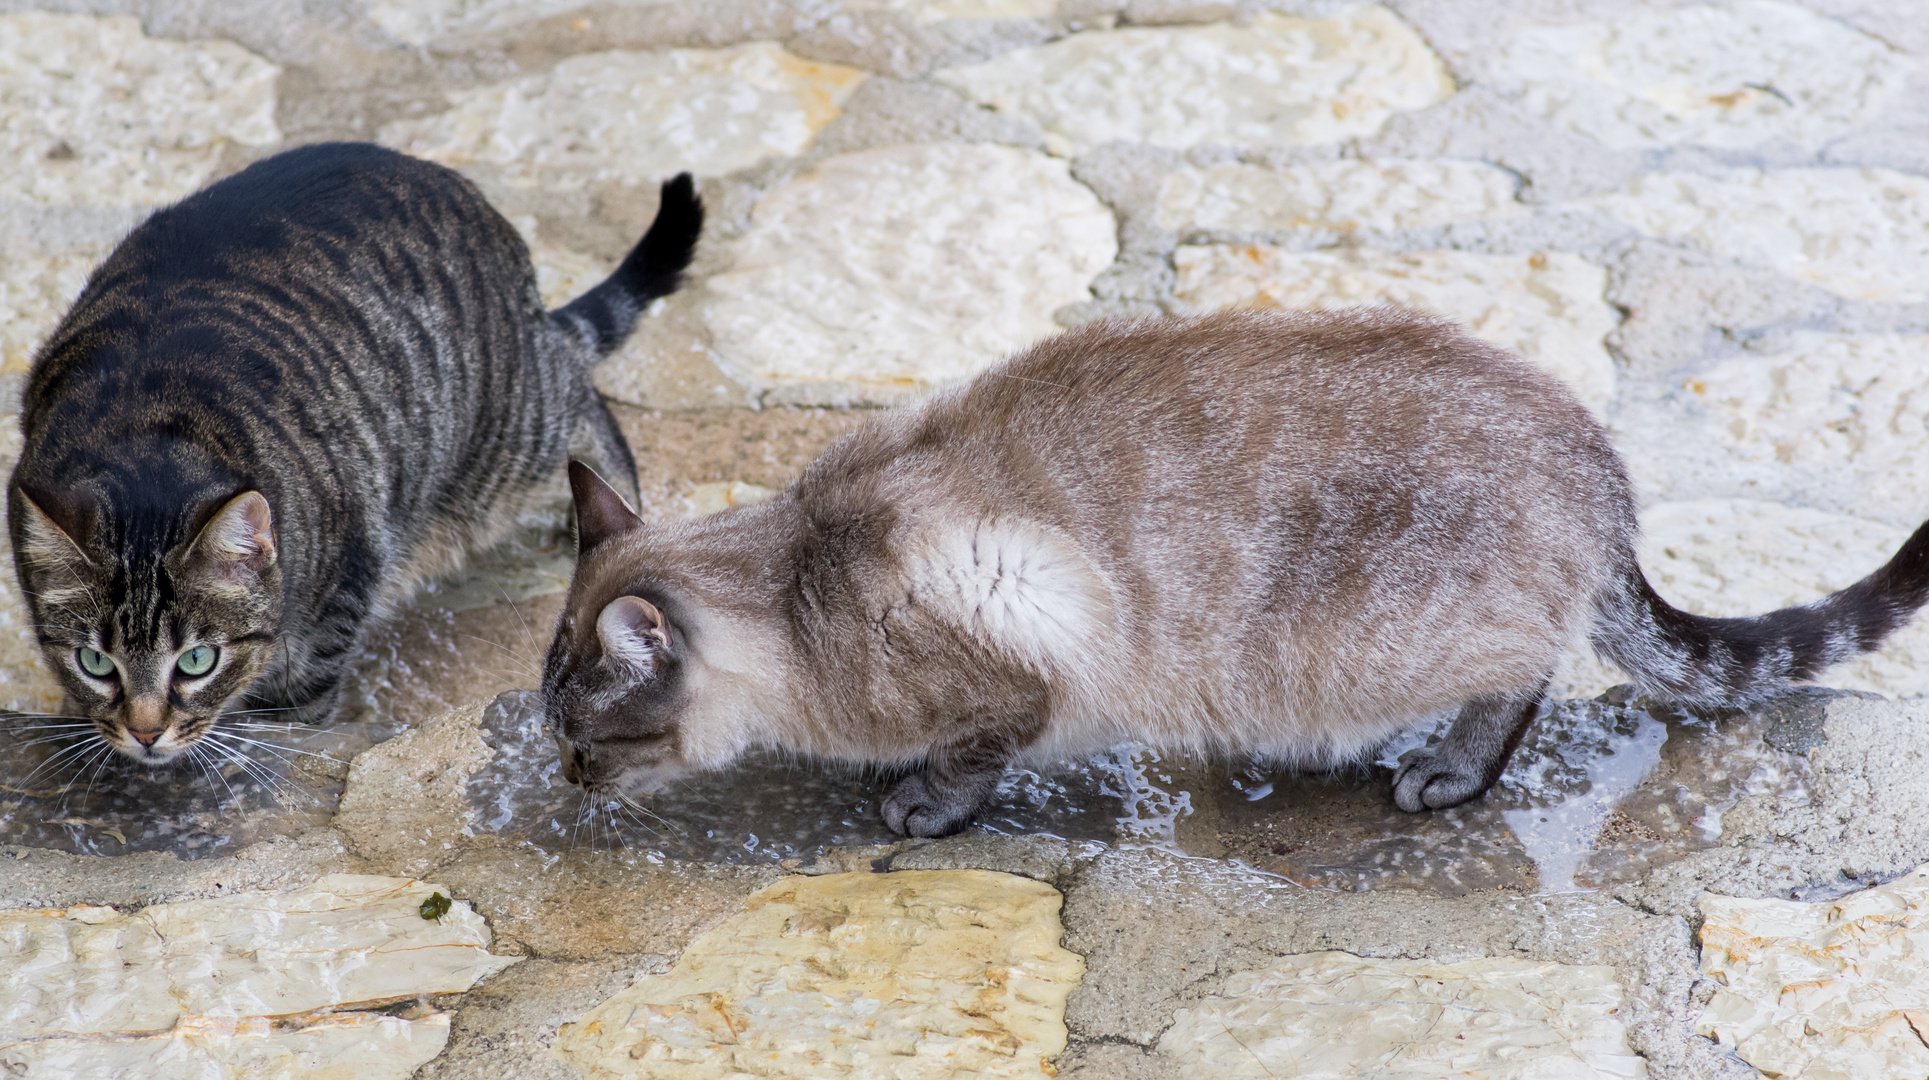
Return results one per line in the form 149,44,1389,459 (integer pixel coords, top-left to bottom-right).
699,142,1115,406
0,13,280,208
551,869,1084,1079
0,874,518,1078
1697,863,1929,1079
380,43,866,188
931,7,1453,157
1585,167,1929,303
1156,952,1643,1079
1156,157,1523,234
1616,332,1929,529
1488,0,1914,151
1172,243,1616,413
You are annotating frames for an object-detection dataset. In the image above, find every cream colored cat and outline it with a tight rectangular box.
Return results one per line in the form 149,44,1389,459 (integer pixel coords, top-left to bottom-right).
541,311,1929,837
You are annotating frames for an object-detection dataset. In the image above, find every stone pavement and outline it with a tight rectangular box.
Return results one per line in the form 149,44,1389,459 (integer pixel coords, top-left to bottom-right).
0,1,1928,1078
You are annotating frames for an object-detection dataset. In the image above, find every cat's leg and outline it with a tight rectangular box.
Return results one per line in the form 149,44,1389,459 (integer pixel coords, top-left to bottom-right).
570,388,642,510
882,711,1042,838
1392,681,1547,812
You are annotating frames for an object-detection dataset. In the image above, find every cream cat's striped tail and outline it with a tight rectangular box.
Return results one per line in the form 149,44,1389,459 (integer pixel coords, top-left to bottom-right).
552,172,703,357
1589,520,1929,707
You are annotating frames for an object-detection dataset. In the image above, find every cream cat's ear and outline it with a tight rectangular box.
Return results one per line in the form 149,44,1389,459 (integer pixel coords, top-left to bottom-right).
598,595,671,673
569,459,643,551
14,486,96,578
185,491,277,580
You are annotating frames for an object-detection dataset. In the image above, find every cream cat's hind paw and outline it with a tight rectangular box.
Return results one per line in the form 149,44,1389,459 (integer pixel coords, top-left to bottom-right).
881,773,981,838
1391,750,1491,812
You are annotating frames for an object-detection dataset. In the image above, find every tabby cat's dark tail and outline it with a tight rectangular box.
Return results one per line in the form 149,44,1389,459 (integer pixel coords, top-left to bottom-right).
552,172,704,356
1590,520,1929,706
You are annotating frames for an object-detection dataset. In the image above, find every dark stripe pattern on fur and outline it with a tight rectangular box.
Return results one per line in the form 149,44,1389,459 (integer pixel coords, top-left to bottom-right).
9,142,700,763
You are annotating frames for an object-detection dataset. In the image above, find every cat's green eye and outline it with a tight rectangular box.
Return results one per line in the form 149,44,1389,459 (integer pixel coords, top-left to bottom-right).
76,647,116,678
176,645,218,677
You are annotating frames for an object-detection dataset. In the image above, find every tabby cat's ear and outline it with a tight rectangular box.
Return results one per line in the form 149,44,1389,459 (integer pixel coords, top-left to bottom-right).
569,459,642,552
15,485,96,577
597,595,671,674
185,491,277,581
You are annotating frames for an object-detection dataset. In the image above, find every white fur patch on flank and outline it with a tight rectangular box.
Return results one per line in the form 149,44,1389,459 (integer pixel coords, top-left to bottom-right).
910,521,1106,668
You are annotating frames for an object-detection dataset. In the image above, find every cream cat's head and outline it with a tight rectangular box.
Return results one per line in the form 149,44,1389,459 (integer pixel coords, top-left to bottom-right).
542,461,773,800
10,483,284,764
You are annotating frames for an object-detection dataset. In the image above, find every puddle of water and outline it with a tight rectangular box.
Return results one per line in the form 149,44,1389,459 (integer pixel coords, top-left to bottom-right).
1206,694,1815,895
463,689,1819,892
467,692,1168,862
0,714,364,857
0,569,563,859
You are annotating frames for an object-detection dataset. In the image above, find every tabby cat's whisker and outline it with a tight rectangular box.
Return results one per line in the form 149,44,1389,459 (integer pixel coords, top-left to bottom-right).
50,744,115,817
19,737,106,789
193,743,246,808
207,730,337,762
204,738,291,801
9,731,96,752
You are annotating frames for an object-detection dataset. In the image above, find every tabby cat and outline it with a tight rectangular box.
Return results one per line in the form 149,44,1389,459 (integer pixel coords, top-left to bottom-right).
10,142,702,765
542,311,1929,837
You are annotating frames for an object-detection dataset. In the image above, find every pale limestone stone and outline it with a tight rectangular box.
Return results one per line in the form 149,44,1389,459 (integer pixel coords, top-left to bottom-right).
551,870,1085,1079
686,480,777,516
0,247,103,375
0,875,517,1036
1488,0,1913,151
1156,952,1644,1079
508,216,610,309
842,0,1062,19
1696,863,1929,1079
1156,158,1522,234
379,43,867,189
0,14,279,207
1585,167,1929,303
366,0,650,46
0,1012,450,1080
334,703,494,875
0,379,66,713
930,8,1453,157
701,143,1116,406
1171,244,1617,413
1635,499,1929,698
1673,332,1929,528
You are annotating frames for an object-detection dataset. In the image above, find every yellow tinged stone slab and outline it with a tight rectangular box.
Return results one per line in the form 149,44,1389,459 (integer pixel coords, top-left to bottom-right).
932,8,1452,156
552,869,1085,1079
0,874,520,1078
0,13,280,207
1173,244,1617,414
1156,952,1644,1079
1697,864,1929,1079
380,43,866,189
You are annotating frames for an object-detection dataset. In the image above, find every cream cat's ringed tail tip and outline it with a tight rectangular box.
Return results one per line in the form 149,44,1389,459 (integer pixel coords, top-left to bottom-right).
541,311,1929,837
